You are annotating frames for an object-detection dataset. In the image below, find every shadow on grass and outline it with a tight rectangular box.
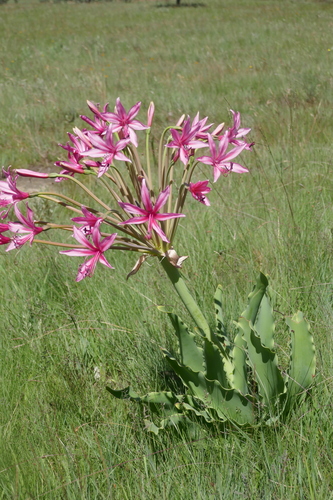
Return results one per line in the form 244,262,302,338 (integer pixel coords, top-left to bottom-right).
155,3,206,8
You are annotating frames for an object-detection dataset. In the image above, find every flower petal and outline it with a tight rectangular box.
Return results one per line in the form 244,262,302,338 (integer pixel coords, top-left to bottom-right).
154,185,170,212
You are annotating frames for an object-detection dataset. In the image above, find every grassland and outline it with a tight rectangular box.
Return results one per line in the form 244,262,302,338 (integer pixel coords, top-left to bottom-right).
1,0,333,498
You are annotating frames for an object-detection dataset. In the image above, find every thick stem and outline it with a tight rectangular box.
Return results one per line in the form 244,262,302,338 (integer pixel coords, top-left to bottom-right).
160,257,211,339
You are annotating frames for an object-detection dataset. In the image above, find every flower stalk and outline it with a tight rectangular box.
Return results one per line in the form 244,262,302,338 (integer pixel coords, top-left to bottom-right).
160,256,211,339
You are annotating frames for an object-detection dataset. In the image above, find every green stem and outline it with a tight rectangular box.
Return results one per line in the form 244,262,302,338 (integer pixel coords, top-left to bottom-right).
33,239,85,248
55,174,112,211
160,257,211,339
31,192,83,208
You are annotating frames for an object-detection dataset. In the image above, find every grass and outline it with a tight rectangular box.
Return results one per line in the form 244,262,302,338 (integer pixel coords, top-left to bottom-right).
1,0,333,498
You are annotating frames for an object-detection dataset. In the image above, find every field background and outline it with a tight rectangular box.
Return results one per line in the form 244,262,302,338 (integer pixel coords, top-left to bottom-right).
1,0,333,498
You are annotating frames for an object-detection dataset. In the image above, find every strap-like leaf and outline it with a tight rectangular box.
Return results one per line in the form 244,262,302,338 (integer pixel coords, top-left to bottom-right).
232,330,248,394
237,317,285,408
237,274,285,407
162,349,254,425
106,386,179,413
181,401,215,423
145,414,192,434
252,293,275,349
242,273,268,325
106,386,141,400
285,312,316,406
167,313,205,373
214,284,229,345
204,339,232,389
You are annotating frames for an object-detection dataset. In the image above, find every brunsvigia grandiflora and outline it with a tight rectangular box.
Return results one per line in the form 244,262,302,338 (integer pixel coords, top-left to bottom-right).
0,99,315,431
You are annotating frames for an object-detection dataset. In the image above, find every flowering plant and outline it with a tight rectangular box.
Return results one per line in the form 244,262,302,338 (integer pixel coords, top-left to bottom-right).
1,98,315,432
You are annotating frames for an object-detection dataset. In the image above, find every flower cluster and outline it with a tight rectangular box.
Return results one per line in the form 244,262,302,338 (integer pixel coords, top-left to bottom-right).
0,98,253,280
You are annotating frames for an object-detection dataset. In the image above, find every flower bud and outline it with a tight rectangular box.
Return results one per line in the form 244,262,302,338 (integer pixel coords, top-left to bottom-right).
147,102,155,127
16,169,49,178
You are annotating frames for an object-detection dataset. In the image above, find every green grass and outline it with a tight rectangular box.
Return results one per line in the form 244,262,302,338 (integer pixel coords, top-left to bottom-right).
1,0,333,498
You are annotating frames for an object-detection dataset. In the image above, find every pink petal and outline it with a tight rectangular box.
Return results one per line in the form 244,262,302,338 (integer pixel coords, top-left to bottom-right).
118,216,148,226
72,226,95,250
151,220,169,243
118,202,147,216
98,253,114,268
115,98,127,119
100,232,117,252
113,151,131,163
91,223,102,248
155,213,185,222
60,248,97,257
87,147,109,158
179,147,189,166
229,163,249,173
207,134,217,159
129,119,149,131
8,222,30,233
236,127,251,138
127,101,141,121
187,140,207,149
197,155,214,166
97,164,110,178
141,180,153,212
220,143,246,162
154,185,171,212
217,133,229,157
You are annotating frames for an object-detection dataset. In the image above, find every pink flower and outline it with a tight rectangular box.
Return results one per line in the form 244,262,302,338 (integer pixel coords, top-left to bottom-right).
191,112,213,140
197,133,248,182
54,152,86,180
188,180,211,206
118,179,185,243
80,100,109,135
60,223,117,282
166,116,206,165
224,110,254,150
0,169,29,217
71,206,103,235
59,132,91,155
6,204,43,251
101,98,148,147
86,126,131,177
55,132,92,181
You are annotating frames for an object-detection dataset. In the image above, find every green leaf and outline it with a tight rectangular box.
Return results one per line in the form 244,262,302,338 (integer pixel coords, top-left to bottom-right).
144,419,161,434
106,386,179,413
181,400,215,423
162,349,254,425
252,293,275,350
204,338,232,389
242,273,268,325
106,386,141,401
237,317,285,408
232,330,248,394
237,274,285,407
285,312,316,406
145,414,191,434
214,284,229,345
167,313,205,373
